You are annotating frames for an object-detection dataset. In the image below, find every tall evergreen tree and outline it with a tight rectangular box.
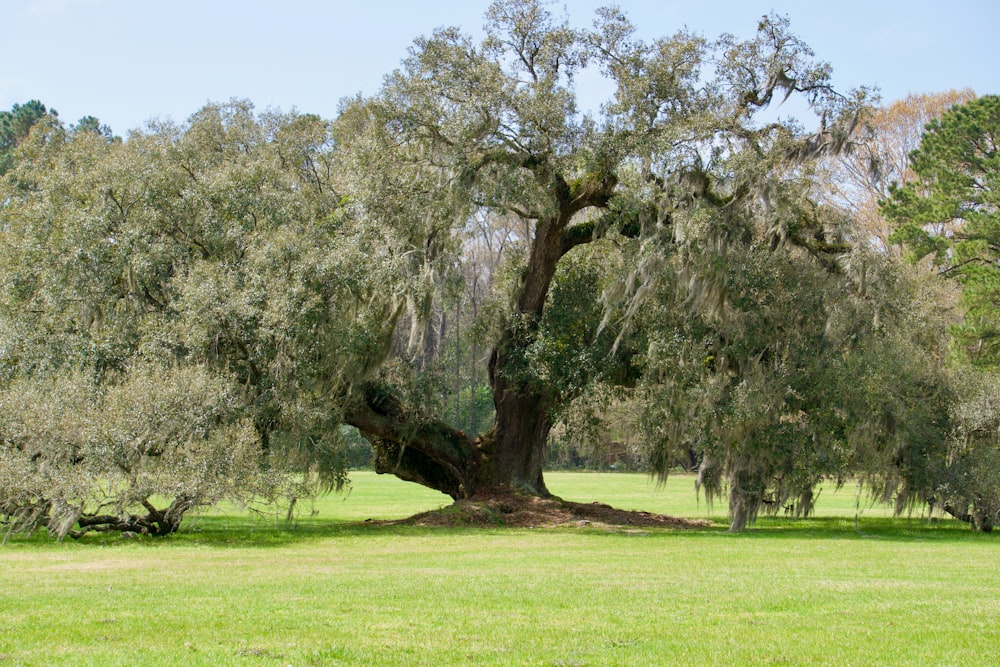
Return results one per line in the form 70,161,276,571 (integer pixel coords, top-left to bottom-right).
884,95,1000,367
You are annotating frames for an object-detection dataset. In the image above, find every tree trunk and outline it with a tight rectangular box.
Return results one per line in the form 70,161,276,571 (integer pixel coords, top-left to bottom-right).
478,343,552,497
728,466,764,533
346,308,555,500
69,496,194,538
346,308,556,500
346,173,618,500
345,229,560,500
943,503,995,533
347,383,479,499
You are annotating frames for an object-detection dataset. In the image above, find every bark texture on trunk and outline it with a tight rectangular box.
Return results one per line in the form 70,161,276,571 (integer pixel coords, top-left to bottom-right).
347,383,480,499
481,344,553,497
346,316,557,500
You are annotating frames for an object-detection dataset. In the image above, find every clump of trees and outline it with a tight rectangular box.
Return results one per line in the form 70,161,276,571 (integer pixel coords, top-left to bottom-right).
881,94,1000,531
1,1,997,538
0,100,52,175
0,103,356,538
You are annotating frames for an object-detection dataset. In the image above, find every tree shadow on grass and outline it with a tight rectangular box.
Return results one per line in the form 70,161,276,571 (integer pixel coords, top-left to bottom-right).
155,513,1000,549
766,515,995,542
585,514,995,543
154,513,450,548
5,507,992,549
0,511,445,549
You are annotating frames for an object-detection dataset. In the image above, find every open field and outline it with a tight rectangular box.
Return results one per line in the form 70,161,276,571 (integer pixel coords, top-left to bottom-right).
2,472,998,666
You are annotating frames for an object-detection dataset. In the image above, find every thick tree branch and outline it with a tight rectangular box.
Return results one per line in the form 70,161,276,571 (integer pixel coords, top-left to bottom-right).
344,382,480,499
566,172,618,215
559,202,644,258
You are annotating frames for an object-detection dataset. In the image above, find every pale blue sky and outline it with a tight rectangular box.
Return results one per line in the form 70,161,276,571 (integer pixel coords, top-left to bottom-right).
1,0,997,134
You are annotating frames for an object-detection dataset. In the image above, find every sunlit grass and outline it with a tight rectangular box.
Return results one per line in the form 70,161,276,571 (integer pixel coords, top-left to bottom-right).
1,472,995,666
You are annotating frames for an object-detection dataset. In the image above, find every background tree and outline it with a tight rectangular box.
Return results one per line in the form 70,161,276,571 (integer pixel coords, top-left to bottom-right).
0,100,116,175
0,102,370,537
883,95,1000,367
881,94,1000,531
70,114,115,139
820,89,976,249
0,100,53,175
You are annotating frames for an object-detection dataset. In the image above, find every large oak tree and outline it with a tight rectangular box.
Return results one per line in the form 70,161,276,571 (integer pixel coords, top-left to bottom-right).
333,0,870,501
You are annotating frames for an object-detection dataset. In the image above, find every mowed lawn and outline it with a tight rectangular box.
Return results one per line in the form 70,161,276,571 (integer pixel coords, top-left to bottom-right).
1,472,998,666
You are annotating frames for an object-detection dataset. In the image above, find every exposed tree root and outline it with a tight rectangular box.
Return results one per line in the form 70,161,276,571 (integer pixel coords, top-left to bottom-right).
389,494,712,529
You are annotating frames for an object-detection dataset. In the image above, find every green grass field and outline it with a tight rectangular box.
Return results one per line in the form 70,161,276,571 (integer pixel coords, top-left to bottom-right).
2,472,997,666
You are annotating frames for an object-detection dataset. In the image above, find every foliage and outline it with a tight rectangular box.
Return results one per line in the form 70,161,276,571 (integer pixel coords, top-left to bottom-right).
884,94,1000,367
70,114,115,138
875,95,1000,531
935,368,1000,531
0,100,115,174
820,89,976,248
0,100,52,175
0,102,375,537
0,365,263,540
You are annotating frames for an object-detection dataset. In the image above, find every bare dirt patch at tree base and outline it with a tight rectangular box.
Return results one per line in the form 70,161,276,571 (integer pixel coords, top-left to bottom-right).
392,494,712,529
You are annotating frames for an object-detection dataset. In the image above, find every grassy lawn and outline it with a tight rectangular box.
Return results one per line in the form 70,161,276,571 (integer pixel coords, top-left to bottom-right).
1,472,997,666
